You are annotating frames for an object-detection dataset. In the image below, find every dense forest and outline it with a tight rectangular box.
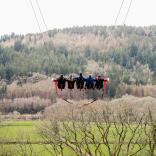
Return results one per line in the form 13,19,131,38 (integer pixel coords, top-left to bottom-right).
0,26,156,97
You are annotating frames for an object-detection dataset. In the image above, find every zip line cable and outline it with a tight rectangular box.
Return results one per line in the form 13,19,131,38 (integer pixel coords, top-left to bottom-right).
114,0,125,26
28,0,48,44
35,0,48,31
123,0,133,25
29,0,42,33
113,0,134,38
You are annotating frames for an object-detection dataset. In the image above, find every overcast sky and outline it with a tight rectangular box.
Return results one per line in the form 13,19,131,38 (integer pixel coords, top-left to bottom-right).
0,0,156,36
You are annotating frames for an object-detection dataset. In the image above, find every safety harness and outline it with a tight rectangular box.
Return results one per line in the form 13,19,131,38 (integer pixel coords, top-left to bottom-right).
52,77,108,105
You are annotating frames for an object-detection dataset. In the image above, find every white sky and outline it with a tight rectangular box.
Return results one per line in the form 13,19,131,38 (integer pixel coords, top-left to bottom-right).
0,0,156,36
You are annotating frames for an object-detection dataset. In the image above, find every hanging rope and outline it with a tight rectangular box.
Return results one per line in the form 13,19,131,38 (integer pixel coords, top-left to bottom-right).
80,98,97,107
114,0,125,26
123,0,133,25
28,0,42,33
35,0,48,31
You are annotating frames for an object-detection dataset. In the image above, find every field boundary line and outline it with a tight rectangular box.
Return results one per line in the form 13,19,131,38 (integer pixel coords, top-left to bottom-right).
0,141,156,145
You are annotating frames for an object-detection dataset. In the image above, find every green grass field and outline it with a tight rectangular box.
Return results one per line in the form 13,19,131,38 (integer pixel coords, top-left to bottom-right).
0,120,40,141
0,120,84,156
0,121,50,156
0,120,155,156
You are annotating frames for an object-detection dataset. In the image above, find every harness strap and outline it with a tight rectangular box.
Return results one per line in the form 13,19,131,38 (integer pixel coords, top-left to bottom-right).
102,80,107,97
53,80,58,95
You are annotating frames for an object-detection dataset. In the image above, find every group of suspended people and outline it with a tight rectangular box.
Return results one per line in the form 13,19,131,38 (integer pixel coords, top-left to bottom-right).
52,73,109,90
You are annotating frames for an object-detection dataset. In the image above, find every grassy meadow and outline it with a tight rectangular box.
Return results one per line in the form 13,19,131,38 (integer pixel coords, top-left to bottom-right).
0,120,155,156
0,120,52,156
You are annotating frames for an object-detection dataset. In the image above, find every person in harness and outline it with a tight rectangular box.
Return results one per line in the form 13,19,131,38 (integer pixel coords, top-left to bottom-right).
95,75,104,89
66,74,75,89
75,73,85,89
57,74,66,90
85,74,95,89
95,76,109,97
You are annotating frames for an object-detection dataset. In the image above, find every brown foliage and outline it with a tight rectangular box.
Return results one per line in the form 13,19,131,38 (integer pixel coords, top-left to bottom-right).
44,96,156,121
119,84,156,97
6,79,55,101
0,97,52,114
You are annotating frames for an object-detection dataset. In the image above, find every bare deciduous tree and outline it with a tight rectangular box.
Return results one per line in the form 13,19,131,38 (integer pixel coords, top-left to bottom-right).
39,109,156,156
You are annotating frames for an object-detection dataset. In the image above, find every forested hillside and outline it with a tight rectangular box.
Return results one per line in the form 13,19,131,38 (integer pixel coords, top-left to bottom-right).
1,25,156,88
